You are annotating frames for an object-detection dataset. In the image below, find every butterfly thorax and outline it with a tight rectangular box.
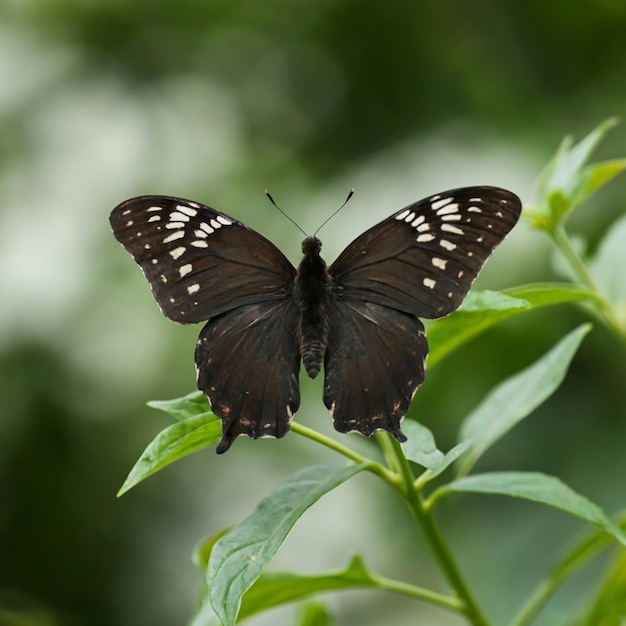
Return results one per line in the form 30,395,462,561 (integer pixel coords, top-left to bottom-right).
295,236,332,379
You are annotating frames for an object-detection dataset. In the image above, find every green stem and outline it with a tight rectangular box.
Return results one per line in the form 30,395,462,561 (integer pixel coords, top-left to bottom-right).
550,223,624,340
290,422,397,484
511,512,626,626
387,436,491,626
368,572,464,613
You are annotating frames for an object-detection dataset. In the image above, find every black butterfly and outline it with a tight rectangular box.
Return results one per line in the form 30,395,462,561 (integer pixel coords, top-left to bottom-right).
110,186,521,453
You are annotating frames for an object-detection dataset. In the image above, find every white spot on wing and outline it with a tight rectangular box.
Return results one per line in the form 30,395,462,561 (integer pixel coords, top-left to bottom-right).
179,264,192,277
194,229,208,238
126,220,134,226
121,209,131,216
187,283,200,295
200,222,214,234
437,203,459,215
191,240,209,248
404,211,416,223
431,197,453,210
395,209,410,221
468,206,482,213
169,212,190,222
147,206,162,212
163,231,184,243
210,218,222,229
216,215,233,225
423,278,436,289
411,215,425,228
177,205,198,217
432,257,447,270
440,239,457,251
166,222,184,229
170,246,186,259
159,274,167,283
441,224,464,235
417,223,430,232
441,213,462,221
148,215,161,222
416,233,436,243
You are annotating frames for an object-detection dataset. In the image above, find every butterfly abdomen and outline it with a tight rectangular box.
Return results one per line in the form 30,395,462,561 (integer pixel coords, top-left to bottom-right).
296,236,332,379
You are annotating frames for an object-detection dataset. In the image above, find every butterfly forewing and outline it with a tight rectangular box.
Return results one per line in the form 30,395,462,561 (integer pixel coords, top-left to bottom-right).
329,187,521,319
110,196,296,323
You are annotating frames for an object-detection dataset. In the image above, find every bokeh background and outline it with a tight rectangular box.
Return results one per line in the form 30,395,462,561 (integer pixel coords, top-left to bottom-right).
1,2,626,625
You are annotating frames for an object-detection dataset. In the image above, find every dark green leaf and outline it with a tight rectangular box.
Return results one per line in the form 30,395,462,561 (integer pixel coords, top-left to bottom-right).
208,464,367,626
457,324,590,476
441,472,626,546
118,412,221,496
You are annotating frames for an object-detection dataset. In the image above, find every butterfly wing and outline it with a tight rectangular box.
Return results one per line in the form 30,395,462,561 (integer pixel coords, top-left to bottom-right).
110,195,296,323
196,299,301,453
329,187,521,319
323,299,427,441
111,195,301,453
324,186,521,442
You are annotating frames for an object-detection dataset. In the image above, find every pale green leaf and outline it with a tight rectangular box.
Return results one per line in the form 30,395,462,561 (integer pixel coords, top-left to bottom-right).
457,324,591,476
401,420,443,469
441,472,626,546
208,463,367,626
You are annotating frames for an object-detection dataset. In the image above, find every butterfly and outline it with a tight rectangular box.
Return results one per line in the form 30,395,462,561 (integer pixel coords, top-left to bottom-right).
110,186,521,453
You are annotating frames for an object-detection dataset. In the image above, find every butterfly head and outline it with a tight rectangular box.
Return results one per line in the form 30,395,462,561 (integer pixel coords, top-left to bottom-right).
301,235,322,256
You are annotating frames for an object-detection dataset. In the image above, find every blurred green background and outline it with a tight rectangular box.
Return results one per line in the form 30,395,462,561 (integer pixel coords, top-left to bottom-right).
1,1,625,625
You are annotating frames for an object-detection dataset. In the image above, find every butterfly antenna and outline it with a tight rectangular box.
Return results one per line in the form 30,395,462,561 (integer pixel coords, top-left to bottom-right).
265,190,308,238
314,188,355,237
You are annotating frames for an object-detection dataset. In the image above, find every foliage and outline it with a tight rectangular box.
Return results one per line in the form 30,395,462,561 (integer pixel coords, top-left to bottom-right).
120,121,626,625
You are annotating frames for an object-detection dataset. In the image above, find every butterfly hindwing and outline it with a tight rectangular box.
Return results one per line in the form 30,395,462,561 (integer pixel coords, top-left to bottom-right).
110,196,296,323
323,298,428,442
329,187,521,319
195,299,301,453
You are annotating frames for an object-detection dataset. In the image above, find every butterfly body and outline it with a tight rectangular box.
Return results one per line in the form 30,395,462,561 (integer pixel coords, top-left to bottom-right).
295,235,333,379
110,186,522,453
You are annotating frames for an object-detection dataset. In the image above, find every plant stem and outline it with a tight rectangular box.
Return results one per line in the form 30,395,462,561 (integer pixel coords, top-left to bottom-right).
550,223,625,340
511,512,626,626
388,437,491,626
368,572,465,613
290,422,397,484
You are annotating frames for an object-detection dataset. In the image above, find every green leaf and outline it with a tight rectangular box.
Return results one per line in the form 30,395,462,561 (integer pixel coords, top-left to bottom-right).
117,412,221,496
537,118,620,222
147,390,210,421
590,214,626,316
440,471,626,547
504,282,599,308
296,600,335,626
237,556,374,622
427,290,529,367
457,324,591,476
400,420,443,469
426,440,472,482
573,158,626,208
208,463,367,626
